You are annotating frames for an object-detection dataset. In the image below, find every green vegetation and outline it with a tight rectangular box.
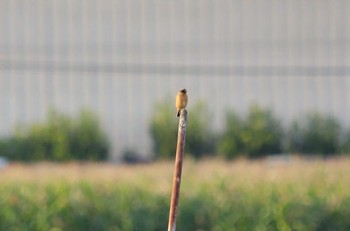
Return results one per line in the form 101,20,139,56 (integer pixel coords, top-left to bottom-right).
286,112,341,155
219,105,282,159
340,129,350,154
0,101,348,161
150,100,215,159
185,102,216,158
0,109,109,161
0,159,350,230
151,99,348,159
149,99,178,159
0,182,168,231
217,110,243,159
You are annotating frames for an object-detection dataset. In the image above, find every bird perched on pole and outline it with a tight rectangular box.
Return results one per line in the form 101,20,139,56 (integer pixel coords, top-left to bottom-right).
175,89,188,117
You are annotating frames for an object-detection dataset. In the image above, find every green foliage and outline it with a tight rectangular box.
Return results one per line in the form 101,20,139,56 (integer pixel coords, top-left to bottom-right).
186,102,216,158
219,105,282,159
286,112,341,155
149,102,348,158
241,105,282,157
1,167,350,231
68,110,109,160
339,129,350,154
0,182,169,231
149,99,178,159
150,99,214,159
218,111,244,159
0,109,109,161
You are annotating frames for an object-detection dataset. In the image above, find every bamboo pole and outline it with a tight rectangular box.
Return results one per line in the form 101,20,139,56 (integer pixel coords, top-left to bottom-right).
167,109,187,231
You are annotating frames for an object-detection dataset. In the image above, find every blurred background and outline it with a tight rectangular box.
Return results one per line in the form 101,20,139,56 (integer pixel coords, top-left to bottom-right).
0,0,349,162
2,1,350,230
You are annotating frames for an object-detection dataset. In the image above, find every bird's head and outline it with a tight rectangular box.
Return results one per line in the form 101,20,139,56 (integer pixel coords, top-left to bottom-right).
180,89,187,94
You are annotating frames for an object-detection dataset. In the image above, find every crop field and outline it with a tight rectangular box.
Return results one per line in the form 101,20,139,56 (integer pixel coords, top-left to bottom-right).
1,157,350,231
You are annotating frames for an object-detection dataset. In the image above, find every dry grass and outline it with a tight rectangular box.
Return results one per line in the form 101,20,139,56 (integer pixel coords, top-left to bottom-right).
1,156,350,194
1,156,350,230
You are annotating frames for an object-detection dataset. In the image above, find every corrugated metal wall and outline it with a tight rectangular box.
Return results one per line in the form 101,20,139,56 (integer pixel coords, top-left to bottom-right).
1,1,349,160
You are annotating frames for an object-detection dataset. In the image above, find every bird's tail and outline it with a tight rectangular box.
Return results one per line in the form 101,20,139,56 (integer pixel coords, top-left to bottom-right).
177,111,180,117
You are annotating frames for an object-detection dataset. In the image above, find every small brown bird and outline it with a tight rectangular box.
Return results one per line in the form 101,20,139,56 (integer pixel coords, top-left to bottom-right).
175,89,188,117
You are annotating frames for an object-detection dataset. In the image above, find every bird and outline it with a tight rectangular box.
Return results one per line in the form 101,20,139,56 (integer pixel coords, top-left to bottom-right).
175,89,188,117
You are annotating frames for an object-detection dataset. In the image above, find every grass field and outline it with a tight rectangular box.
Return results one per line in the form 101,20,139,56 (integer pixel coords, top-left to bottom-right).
1,157,350,231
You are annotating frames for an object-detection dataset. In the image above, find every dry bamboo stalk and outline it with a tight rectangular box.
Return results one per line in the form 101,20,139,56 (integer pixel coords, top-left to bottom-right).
167,109,187,231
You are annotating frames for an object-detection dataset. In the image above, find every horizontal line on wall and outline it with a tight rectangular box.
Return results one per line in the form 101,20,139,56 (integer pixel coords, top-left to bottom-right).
0,60,349,76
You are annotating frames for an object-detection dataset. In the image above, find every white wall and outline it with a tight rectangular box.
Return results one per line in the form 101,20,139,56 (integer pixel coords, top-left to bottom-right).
0,0,349,160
